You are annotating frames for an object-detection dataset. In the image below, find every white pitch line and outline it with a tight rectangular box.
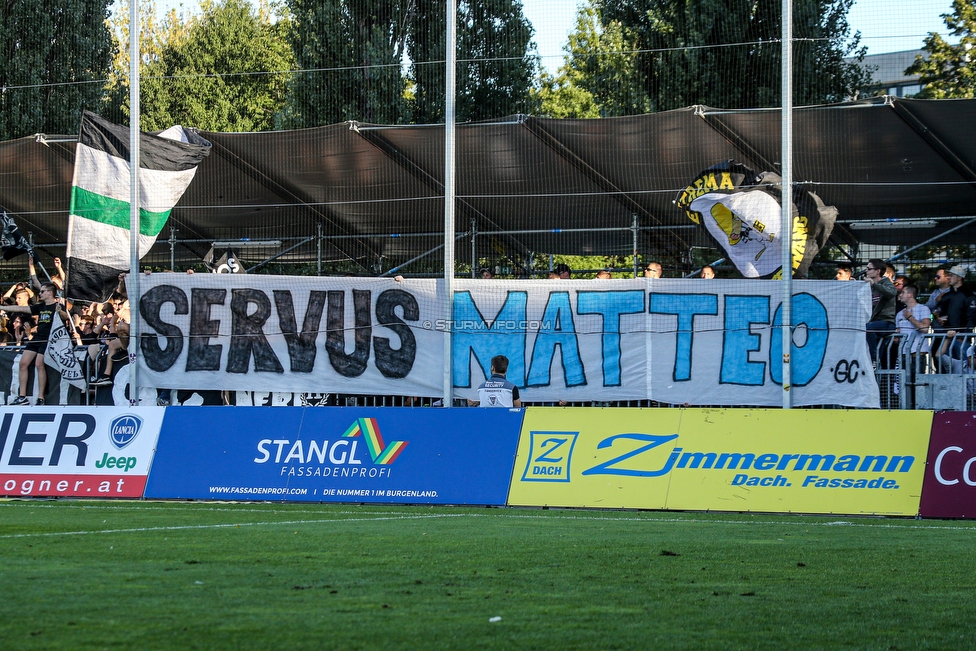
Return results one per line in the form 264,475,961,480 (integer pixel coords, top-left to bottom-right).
0,502,447,517
2,504,976,536
475,513,976,532
0,513,465,539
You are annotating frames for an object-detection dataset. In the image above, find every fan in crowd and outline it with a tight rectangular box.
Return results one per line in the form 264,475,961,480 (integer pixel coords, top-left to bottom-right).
0,266,132,403
3,282,72,405
3,254,976,407
864,259,897,363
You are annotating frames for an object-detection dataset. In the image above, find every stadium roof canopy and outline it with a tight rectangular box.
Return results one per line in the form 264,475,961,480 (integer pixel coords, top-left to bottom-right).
1,96,975,273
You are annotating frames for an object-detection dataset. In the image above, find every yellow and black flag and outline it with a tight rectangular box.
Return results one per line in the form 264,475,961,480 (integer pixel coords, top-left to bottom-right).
676,161,837,278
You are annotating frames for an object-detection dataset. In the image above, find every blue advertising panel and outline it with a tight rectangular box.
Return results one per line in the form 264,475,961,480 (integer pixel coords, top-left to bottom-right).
145,407,524,505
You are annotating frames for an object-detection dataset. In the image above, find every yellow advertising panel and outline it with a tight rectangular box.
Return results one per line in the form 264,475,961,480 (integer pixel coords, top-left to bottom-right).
508,408,933,515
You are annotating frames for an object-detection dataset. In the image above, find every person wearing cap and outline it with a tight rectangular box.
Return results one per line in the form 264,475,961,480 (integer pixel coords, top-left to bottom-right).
644,262,663,279
480,267,494,279
864,258,897,364
942,265,968,327
935,264,969,369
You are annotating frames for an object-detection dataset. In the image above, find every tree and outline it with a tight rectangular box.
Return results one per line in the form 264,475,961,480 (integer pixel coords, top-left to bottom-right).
153,0,293,131
907,0,976,99
409,0,540,123
0,0,113,140
534,69,602,119
789,0,871,106
535,6,649,118
283,0,412,127
108,0,293,132
553,0,870,116
105,0,184,125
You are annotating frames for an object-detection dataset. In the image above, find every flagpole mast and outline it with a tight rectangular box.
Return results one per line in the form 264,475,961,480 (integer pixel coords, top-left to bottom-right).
443,0,456,408
128,0,141,405
780,0,793,409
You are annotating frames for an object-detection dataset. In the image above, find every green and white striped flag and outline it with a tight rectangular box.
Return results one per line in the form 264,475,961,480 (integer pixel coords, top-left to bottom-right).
66,111,211,301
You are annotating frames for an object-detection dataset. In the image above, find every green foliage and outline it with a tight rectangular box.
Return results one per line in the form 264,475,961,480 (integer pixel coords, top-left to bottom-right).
408,0,447,124
788,0,871,105
473,253,642,278
0,0,113,140
409,0,540,123
533,70,602,119
907,0,976,99
106,0,161,122
552,0,871,116
147,0,293,131
283,0,411,127
536,6,650,118
471,248,732,279
456,0,541,120
109,0,293,131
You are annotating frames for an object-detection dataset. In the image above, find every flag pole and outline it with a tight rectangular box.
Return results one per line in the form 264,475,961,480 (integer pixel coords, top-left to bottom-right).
780,0,793,409
443,0,457,408
128,0,141,405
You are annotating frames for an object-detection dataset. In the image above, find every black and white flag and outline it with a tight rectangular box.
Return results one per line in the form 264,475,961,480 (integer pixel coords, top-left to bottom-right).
66,111,211,302
43,311,86,389
203,246,246,274
676,161,837,278
0,207,32,260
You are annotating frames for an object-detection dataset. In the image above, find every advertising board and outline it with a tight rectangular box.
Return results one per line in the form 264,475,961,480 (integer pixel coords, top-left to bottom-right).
0,407,164,497
919,412,976,519
144,406,524,505
508,408,931,515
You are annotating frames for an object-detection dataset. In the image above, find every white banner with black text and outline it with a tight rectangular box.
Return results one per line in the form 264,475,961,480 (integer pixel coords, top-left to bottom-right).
136,275,879,408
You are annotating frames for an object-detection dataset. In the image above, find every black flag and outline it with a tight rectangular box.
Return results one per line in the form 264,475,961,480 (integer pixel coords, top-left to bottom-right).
676,161,837,278
0,207,32,260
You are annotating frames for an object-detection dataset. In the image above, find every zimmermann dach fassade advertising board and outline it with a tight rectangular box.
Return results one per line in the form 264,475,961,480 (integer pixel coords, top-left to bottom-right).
0,407,164,498
919,412,976,519
508,408,932,515
144,407,524,504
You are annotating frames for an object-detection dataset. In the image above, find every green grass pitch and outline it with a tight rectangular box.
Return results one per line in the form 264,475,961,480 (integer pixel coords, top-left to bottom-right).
2,501,975,650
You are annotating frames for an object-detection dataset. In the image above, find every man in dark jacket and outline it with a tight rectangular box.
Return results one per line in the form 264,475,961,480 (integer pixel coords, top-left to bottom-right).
943,265,970,328
938,264,970,368
865,259,896,364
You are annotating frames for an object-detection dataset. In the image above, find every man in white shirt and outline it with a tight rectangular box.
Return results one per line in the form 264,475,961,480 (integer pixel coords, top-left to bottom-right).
894,284,931,355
